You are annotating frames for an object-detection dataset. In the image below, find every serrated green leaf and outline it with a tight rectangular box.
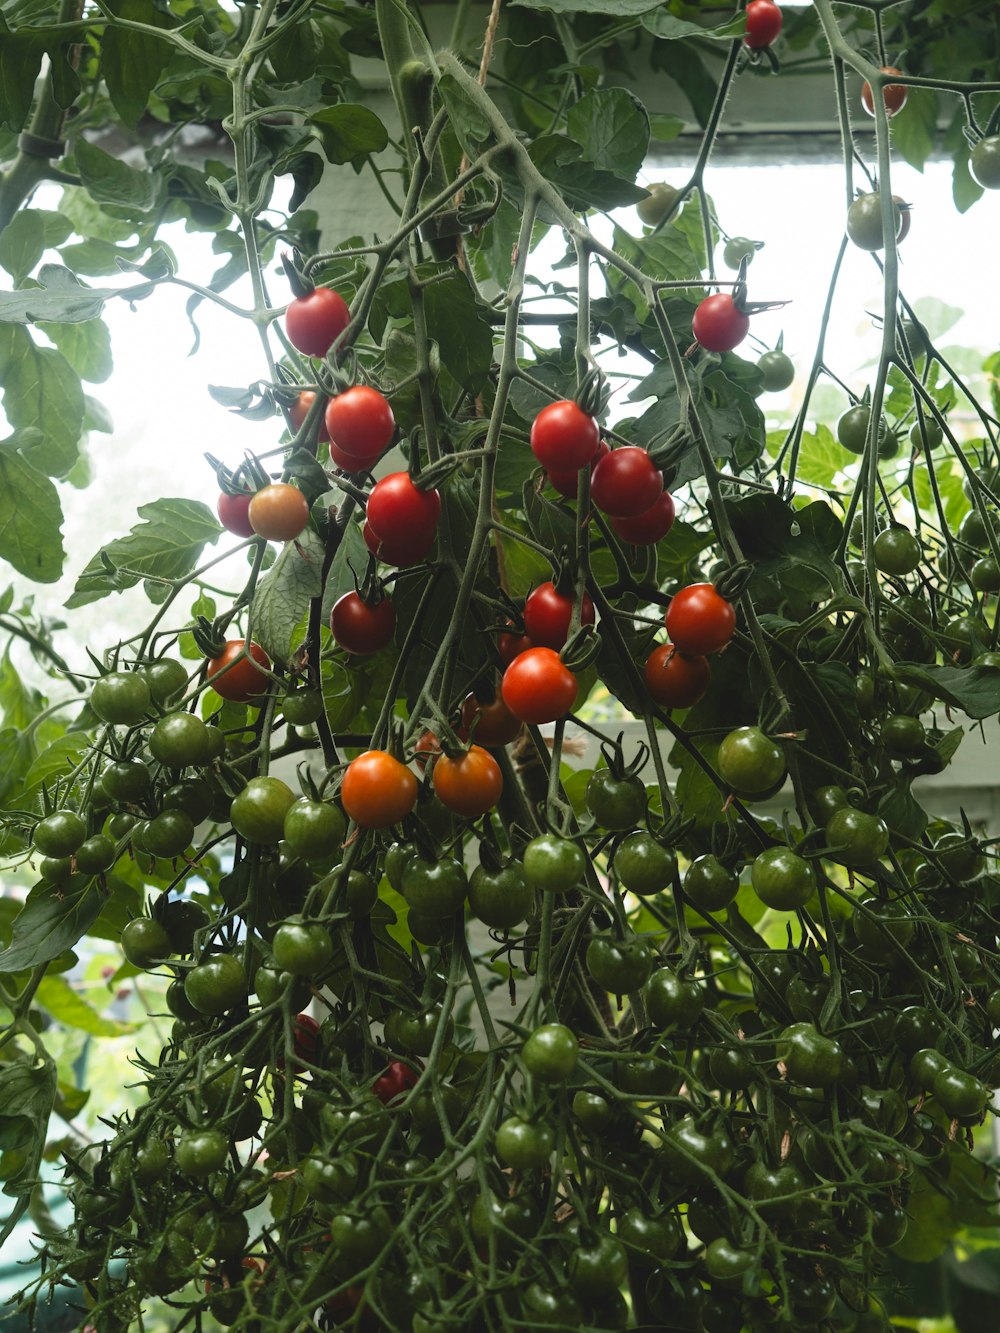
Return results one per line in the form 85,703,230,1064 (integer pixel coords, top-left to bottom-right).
75,138,161,213
0,18,47,133
100,0,174,128
0,326,83,478
566,88,649,179
250,526,325,664
0,881,107,974
0,436,66,581
37,319,113,384
67,498,222,607
420,268,495,394
22,734,90,798
35,975,133,1037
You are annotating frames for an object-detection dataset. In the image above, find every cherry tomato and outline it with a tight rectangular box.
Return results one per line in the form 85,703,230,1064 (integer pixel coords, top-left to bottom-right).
432,745,503,817
717,725,785,796
758,349,795,392
861,66,908,118
611,491,675,545
644,643,710,708
825,807,889,866
498,625,533,664
283,797,346,861
460,689,522,746
692,294,750,352
288,389,329,442
684,854,739,912
184,953,247,1015
529,400,600,472
205,639,271,703
373,1059,420,1105
248,482,310,543
637,182,679,226
363,519,435,568
284,286,350,357
665,584,736,655
468,861,532,928
751,846,814,911
341,750,418,828
847,192,903,252
614,832,677,896
590,447,663,518
744,0,782,48
121,917,171,969
971,135,1000,189
547,439,609,498
501,648,578,724
272,918,334,976
366,472,441,547
873,526,921,575
495,1116,554,1170
230,775,296,843
523,582,595,649
324,385,395,465
90,671,151,726
330,591,395,655
523,834,586,893
217,491,255,538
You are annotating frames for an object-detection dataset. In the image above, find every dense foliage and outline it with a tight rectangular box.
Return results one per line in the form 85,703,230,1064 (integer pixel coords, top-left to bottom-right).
2,1,1000,1331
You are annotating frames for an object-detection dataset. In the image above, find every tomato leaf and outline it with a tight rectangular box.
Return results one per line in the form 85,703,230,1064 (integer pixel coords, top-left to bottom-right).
0,435,66,583
250,526,326,664
0,881,107,974
893,661,1000,719
100,0,175,127
566,88,650,180
35,975,134,1037
74,139,162,214
310,105,389,165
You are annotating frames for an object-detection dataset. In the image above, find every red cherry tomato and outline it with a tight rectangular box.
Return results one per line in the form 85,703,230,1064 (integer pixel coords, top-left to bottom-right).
461,689,523,746
205,639,271,703
373,1058,421,1105
433,745,504,817
498,626,534,665
413,729,442,771
362,520,435,568
611,491,676,545
324,386,395,466
501,648,578,724
288,390,329,443
590,447,663,518
366,473,441,548
548,440,610,498
665,584,736,656
284,287,350,358
530,401,600,472
217,492,255,538
692,294,750,353
744,0,782,49
644,644,711,708
861,66,908,118
523,582,596,650
341,750,418,828
276,1011,321,1074
330,591,395,655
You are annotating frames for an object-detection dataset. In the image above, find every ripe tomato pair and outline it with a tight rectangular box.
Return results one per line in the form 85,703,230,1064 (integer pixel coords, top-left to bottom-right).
325,386,395,470
365,473,441,567
590,446,663,518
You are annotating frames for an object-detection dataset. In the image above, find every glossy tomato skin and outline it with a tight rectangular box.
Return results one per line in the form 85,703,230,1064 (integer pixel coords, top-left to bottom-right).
363,520,435,568
285,286,350,357
644,643,710,708
366,472,441,546
611,491,675,545
523,582,595,649
530,400,600,472
692,294,750,352
861,66,907,117
248,483,310,543
847,192,902,252
501,648,578,724
330,591,395,654
744,0,782,48
324,386,395,465
373,1059,420,1105
497,627,533,665
205,639,271,703
217,492,255,538
460,690,522,746
432,745,503,817
971,135,1000,189
665,584,736,655
590,447,663,518
341,750,418,828
547,439,609,497
288,389,329,442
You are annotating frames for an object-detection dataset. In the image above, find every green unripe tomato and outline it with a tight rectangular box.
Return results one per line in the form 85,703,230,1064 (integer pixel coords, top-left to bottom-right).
684,854,738,912
102,759,152,802
230,776,296,843
283,797,346,861
121,917,172,969
149,712,215,768
281,688,325,725
521,1023,578,1082
644,968,704,1028
909,417,944,450
873,526,921,576
143,658,188,704
345,869,378,919
272,918,334,977
717,725,785,796
468,861,532,928
142,809,194,858
184,953,248,1015
33,810,87,858
74,833,117,875
614,832,677,896
825,807,889,866
750,846,813,911
495,1115,554,1170
722,235,756,269
971,135,1000,189
175,1128,229,1178
522,834,586,893
636,182,679,226
585,769,647,831
90,671,151,726
881,714,926,758
758,349,794,392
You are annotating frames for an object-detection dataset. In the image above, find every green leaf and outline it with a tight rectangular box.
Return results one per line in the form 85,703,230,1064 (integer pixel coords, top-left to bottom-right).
0,725,37,805
0,209,71,285
22,734,91,799
35,975,133,1037
891,88,939,172
566,88,649,180
0,326,83,477
250,526,325,664
510,0,661,11
67,498,222,607
75,138,162,213
893,661,1000,720
420,268,495,394
0,435,66,582
0,1059,56,1223
100,0,174,128
776,424,843,489
0,881,107,974
0,18,48,132
527,135,648,213
310,104,389,164
37,319,113,384
0,647,45,731
641,10,745,38
649,39,717,127
0,264,129,325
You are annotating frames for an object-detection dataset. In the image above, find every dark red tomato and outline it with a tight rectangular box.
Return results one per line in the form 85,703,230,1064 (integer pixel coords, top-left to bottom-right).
205,639,271,702
217,492,255,538
861,67,908,118
692,294,750,352
366,473,441,547
498,625,533,665
330,591,395,655
523,582,596,649
363,520,435,568
530,400,600,472
325,386,395,466
288,390,329,443
612,491,676,545
461,690,523,746
744,0,782,48
665,584,736,655
275,1012,321,1074
373,1058,420,1105
590,447,663,518
501,648,578,724
285,286,350,358
433,745,503,817
644,643,711,708
548,440,610,498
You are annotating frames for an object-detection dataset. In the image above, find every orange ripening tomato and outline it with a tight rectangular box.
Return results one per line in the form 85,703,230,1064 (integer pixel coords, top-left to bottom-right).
248,483,310,542
501,648,578,725
206,639,271,703
341,750,418,828
433,745,504,817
